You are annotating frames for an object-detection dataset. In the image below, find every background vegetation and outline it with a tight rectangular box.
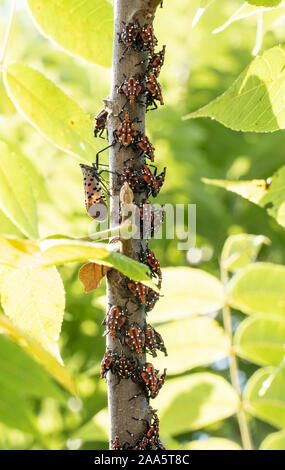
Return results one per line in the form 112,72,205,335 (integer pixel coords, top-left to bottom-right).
1,0,285,450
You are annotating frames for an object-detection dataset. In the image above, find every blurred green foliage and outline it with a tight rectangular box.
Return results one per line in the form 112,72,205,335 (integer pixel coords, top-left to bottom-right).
1,0,285,451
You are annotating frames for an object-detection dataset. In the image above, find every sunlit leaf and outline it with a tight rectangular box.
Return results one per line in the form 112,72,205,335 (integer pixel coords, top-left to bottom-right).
26,0,113,67
0,266,65,363
4,63,98,161
235,314,285,366
244,366,285,428
183,438,242,450
184,46,285,132
248,1,282,6
260,429,285,450
0,140,38,238
152,317,229,374
0,237,157,291
0,335,66,403
203,166,285,229
0,314,75,394
156,373,239,436
148,267,224,323
221,233,270,272
229,262,285,316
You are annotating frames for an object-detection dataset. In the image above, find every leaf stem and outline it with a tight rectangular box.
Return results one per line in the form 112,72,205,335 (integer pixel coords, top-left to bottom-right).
0,0,16,71
221,265,253,451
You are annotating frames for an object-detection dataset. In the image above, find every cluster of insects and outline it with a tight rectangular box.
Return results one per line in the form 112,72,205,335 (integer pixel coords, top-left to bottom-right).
111,412,165,450
80,14,167,451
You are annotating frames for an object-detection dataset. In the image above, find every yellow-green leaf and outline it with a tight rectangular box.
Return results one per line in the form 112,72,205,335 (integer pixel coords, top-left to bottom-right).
235,314,285,366
244,366,285,428
229,262,285,316
0,266,65,363
0,314,75,394
149,267,224,323
221,234,270,272
184,46,285,132
152,317,229,374
0,140,38,238
4,63,98,161
156,373,239,436
26,0,113,67
183,438,242,450
203,166,285,229
260,429,285,450
72,408,109,441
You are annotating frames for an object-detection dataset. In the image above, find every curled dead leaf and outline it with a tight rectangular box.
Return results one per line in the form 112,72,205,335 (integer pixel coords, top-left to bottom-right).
79,262,110,293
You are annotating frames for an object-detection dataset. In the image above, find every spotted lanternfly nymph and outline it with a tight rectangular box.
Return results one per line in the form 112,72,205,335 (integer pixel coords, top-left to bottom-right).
145,324,167,357
118,75,144,105
139,363,167,399
145,72,164,111
148,45,166,77
140,24,158,54
102,305,128,340
124,323,146,358
94,109,108,139
80,164,109,221
136,133,155,161
118,22,141,61
115,112,138,148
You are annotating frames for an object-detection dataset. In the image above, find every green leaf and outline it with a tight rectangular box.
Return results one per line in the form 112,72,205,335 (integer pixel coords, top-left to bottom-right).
0,211,24,238
148,267,224,324
221,233,270,272
244,366,285,428
0,141,38,238
155,373,239,436
152,317,229,375
72,408,108,442
248,1,282,6
234,314,285,366
184,45,285,132
0,314,75,394
0,237,157,291
1,266,65,363
203,165,285,229
229,262,285,316
0,335,66,403
26,0,113,67
260,429,285,450
4,64,98,161
0,379,35,433
183,438,242,450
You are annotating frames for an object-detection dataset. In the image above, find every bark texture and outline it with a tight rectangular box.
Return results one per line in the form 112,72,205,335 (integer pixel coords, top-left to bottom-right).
105,0,161,449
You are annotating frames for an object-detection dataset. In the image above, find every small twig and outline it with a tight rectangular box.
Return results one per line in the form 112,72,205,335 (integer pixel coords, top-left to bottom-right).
0,0,16,71
221,264,253,451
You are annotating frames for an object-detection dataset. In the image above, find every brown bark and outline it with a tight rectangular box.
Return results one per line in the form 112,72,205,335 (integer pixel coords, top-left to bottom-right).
105,0,159,449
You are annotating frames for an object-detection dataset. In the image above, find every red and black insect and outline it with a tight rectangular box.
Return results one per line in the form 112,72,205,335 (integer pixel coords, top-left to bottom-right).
113,355,137,381
120,165,153,195
118,75,144,105
115,112,138,148
141,248,162,282
94,109,108,139
124,323,146,358
152,166,166,197
145,324,167,357
148,45,166,77
100,350,114,379
145,72,164,111
136,133,155,162
139,363,167,399
132,436,150,451
118,22,141,60
111,437,130,450
102,305,128,340
80,164,109,221
138,199,166,238
140,24,157,54
126,278,159,312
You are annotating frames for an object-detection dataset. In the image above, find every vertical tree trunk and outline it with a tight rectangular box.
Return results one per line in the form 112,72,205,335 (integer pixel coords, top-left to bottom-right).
105,0,159,449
